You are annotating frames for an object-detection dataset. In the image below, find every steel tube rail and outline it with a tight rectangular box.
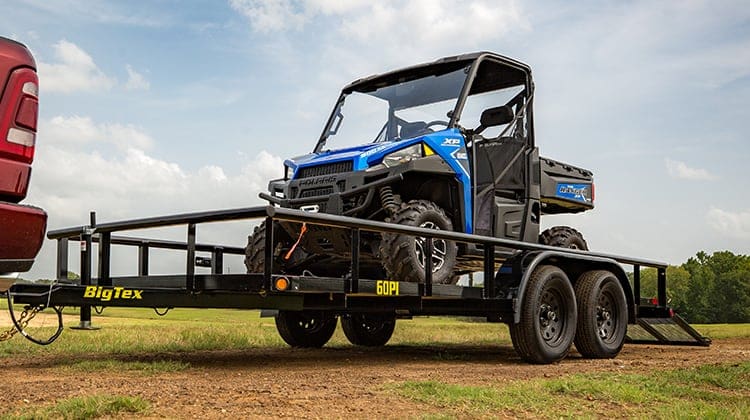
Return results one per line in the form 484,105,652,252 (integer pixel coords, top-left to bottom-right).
267,207,668,269
48,205,667,270
48,207,268,239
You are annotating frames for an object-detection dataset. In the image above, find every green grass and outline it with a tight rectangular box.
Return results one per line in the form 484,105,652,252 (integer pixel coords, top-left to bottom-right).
0,307,513,357
0,305,744,357
2,395,148,420
692,323,750,339
390,362,750,419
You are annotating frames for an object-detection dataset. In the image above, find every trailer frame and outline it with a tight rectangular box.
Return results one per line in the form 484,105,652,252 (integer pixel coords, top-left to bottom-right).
6,205,710,353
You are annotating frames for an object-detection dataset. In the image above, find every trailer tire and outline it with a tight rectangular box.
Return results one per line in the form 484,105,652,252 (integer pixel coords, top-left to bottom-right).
380,200,458,284
275,310,337,348
539,226,588,250
574,270,627,359
341,313,396,347
509,265,577,364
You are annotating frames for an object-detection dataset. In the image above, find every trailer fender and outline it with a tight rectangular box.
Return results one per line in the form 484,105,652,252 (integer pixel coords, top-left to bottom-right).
511,251,635,324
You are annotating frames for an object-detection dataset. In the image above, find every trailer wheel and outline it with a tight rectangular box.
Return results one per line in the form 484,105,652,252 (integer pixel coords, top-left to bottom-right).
341,313,396,347
574,271,627,359
509,265,577,364
539,226,588,250
275,310,337,348
380,200,458,284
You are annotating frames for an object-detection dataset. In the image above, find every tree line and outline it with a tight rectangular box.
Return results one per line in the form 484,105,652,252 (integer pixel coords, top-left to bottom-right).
630,251,750,323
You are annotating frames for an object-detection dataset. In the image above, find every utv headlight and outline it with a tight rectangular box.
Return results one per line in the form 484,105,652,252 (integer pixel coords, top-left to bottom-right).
382,144,422,168
284,165,293,180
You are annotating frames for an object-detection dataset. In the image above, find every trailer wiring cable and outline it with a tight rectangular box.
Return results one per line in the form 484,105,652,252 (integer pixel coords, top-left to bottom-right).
94,306,105,315
153,307,172,316
284,222,308,260
3,290,63,345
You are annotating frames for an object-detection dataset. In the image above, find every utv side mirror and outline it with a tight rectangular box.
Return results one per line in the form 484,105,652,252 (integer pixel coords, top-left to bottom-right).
476,105,515,134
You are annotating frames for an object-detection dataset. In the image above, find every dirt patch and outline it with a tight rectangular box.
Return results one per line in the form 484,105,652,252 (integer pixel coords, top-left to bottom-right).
1,339,748,418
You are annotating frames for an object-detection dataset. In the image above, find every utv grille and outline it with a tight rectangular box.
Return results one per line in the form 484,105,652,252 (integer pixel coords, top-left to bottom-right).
299,186,334,198
296,161,353,179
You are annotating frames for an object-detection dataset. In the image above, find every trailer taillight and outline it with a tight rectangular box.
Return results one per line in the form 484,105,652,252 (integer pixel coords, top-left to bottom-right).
275,277,290,291
0,68,38,164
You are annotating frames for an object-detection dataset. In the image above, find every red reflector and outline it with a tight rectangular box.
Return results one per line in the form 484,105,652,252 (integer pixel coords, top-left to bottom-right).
650,297,659,305
591,183,595,202
669,308,675,317
15,97,38,131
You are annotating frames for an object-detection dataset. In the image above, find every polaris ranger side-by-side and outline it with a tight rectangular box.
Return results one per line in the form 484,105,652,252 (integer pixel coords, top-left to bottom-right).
252,52,593,287
5,51,709,363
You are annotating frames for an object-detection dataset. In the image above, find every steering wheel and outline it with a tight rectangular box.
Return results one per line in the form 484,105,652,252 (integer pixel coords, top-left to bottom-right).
425,120,449,130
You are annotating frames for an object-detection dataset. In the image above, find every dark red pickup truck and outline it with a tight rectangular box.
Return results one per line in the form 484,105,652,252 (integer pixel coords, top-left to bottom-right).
0,36,46,275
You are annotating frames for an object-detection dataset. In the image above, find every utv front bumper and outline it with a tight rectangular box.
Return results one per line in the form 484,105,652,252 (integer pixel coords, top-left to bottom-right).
260,173,402,216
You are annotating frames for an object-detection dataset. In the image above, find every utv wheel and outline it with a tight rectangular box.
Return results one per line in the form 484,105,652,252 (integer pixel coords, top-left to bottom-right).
574,270,628,359
275,310,337,348
509,265,577,364
539,226,588,250
380,200,458,284
245,221,304,274
341,313,396,347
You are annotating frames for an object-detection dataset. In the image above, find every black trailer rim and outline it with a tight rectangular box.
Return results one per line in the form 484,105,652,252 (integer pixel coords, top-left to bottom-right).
352,314,391,334
415,221,447,272
597,289,618,343
295,313,330,334
538,288,565,345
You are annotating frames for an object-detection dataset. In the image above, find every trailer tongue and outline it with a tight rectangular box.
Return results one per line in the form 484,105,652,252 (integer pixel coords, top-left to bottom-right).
2,206,709,361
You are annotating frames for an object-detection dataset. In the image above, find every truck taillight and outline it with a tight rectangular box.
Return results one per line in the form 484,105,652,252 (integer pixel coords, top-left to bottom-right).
0,68,38,163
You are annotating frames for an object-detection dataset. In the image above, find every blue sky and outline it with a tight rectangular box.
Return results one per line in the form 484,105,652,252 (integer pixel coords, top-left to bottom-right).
2,0,748,278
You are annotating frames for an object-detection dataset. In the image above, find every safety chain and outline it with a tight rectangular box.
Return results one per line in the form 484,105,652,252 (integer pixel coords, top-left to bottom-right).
0,305,40,342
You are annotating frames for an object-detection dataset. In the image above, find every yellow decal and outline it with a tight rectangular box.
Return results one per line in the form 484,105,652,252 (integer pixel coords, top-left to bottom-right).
83,286,143,302
376,280,399,296
423,144,435,156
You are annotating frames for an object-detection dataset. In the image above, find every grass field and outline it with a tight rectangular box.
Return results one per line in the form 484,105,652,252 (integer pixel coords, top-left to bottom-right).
1,306,748,419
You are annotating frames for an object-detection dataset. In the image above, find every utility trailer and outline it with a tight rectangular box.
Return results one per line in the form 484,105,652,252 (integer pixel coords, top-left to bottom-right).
5,205,709,363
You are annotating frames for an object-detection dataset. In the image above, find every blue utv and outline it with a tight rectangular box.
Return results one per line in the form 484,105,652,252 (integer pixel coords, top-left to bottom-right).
251,52,594,286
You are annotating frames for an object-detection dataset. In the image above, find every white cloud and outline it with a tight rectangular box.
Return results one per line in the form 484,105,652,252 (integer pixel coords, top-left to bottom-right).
125,64,150,91
26,114,283,278
41,115,154,150
229,0,306,33
38,40,115,94
665,158,718,181
230,0,527,48
707,208,750,240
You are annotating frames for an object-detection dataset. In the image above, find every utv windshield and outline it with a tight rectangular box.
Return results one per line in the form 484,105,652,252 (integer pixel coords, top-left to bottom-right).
315,64,469,152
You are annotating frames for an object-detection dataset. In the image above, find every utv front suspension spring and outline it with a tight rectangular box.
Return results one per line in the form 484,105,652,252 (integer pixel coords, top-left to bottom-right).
379,186,400,215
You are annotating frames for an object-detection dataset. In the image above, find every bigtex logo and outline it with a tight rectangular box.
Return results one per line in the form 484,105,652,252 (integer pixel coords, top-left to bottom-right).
83,286,143,301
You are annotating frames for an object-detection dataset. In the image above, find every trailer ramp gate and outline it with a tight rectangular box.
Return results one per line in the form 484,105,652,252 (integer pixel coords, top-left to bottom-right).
626,301,711,347
3,205,709,349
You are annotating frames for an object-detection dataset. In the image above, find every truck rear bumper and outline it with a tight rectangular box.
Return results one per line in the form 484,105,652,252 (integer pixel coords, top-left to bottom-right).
0,201,46,273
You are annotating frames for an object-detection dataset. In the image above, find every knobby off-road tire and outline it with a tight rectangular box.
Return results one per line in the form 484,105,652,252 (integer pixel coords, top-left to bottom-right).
341,313,396,347
380,200,458,285
245,221,305,274
539,226,589,250
509,265,577,364
245,221,274,274
275,310,337,348
574,270,628,359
